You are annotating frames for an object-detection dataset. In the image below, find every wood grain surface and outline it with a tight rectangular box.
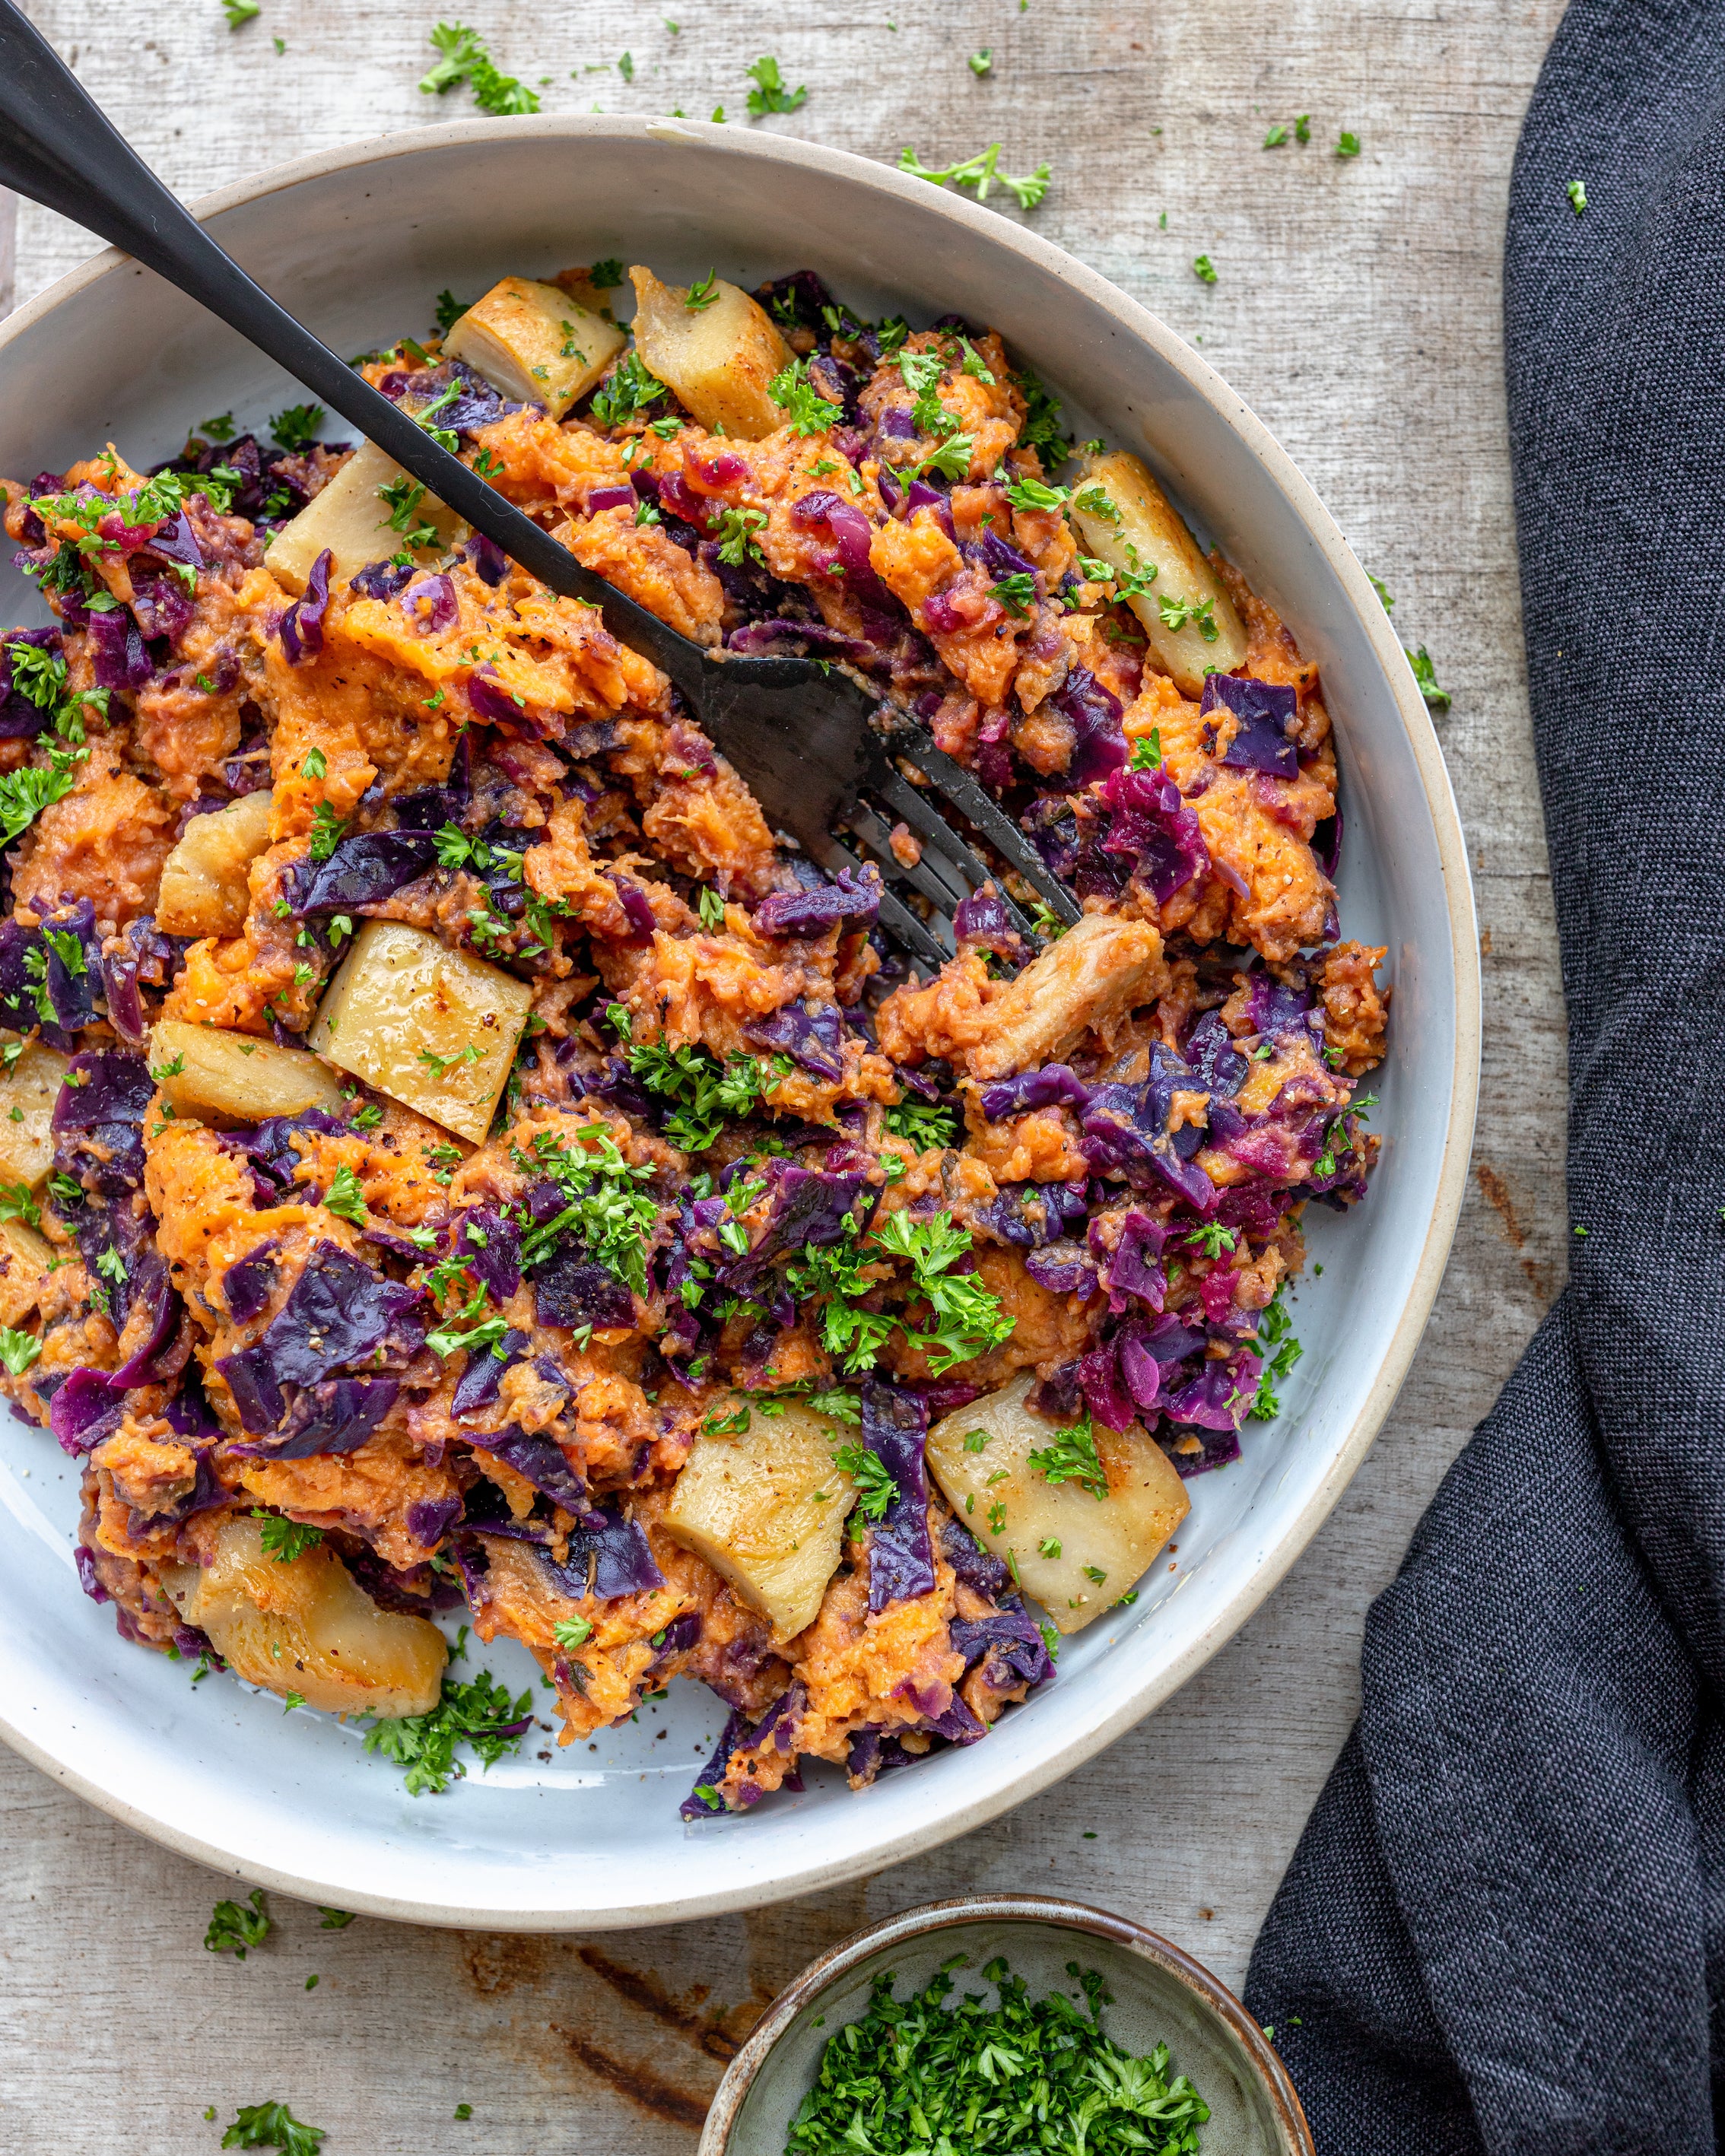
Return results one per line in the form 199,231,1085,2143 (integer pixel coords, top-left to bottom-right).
0,1,1571,2147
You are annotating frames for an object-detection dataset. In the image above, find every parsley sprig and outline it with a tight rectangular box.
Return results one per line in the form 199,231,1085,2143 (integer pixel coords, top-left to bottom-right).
511,1122,660,1296
1250,1284,1304,1421
831,1442,898,1521
205,1889,272,1959
1027,1407,1110,1500
219,2104,326,2155
419,20,539,114
361,1670,532,1796
872,1209,1015,1373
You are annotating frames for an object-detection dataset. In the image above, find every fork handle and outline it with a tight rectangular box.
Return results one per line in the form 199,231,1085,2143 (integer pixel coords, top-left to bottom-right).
0,0,710,699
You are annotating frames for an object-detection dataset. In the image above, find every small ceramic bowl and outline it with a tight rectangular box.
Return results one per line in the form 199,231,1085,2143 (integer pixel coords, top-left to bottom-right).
700,1894,1313,2156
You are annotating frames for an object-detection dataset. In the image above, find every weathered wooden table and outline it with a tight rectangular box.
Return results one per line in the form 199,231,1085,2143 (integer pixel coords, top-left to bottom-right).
0,0,1571,2145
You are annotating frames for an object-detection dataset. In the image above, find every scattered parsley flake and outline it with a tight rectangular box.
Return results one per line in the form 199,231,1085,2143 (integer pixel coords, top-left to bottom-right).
268,403,325,452
897,141,1050,210
205,1889,271,1959
361,1670,532,1796
969,48,993,75
1027,1409,1109,1501
419,21,540,115
1192,253,1218,284
746,55,808,116
219,2101,326,2154
1568,178,1587,215
1336,130,1361,158
832,1441,899,1522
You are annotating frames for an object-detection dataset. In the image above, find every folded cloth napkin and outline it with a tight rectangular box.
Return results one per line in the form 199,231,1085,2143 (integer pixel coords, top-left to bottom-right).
1244,5,1725,2148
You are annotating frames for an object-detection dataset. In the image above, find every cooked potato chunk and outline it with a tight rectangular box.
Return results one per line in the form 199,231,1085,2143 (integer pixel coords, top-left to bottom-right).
443,276,626,421
160,1513,446,1716
150,1017,348,1126
263,440,462,598
662,1396,858,1641
0,1211,57,1332
967,913,1166,1081
1069,451,1248,695
154,790,274,939
307,920,531,1144
927,1373,1189,1634
0,1039,68,1189
627,266,793,440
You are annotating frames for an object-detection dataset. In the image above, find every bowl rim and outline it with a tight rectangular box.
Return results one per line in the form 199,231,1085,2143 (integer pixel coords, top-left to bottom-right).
0,114,1480,1925
697,1891,1315,2156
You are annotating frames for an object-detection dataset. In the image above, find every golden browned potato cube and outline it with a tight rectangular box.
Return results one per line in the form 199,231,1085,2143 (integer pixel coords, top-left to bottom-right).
149,1018,348,1126
307,920,531,1145
160,1513,446,1716
627,266,793,440
263,439,462,598
662,1396,858,1641
0,1040,68,1189
443,276,626,420
966,913,1166,1081
927,1373,1189,1634
0,1211,57,1332
154,790,274,939
1069,450,1248,695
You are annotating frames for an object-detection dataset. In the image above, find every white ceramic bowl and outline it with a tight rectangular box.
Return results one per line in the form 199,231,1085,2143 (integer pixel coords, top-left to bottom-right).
0,118,1478,1929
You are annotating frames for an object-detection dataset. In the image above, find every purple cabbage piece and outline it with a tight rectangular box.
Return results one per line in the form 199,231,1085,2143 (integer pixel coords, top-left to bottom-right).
100,917,186,1048
953,885,1027,964
1079,1050,1218,1213
727,618,863,661
754,864,883,938
405,1500,457,1552
971,1180,1088,1252
50,1368,128,1456
862,1379,934,1613
399,572,458,633
349,559,415,601
940,1512,1012,1600
215,1242,425,1437
682,1706,752,1819
125,560,195,645
472,1427,587,1513
1100,764,1210,906
87,607,153,691
1241,968,1317,1043
1096,1210,1167,1314
585,484,636,515
950,1605,1054,1688
0,900,100,1044
73,1544,109,1603
533,1250,635,1332
108,1259,182,1386
609,875,657,945
979,1063,1091,1121
754,269,839,338
545,1506,666,1601
452,1328,529,1417
221,1242,280,1324
649,1611,703,1668
1184,1008,1248,1097
742,999,844,1081
1314,802,1343,878
378,358,523,435
748,1164,869,1262
1025,1240,1100,1296
230,1376,402,1460
1165,1353,1258,1432
924,1694,989,1744
846,1728,920,1786
0,627,62,736
52,1046,153,1131
1053,667,1127,785
288,830,440,913
1202,672,1300,778
144,509,203,571
456,1206,522,1303
227,1108,346,1192
1022,792,1126,904
468,667,528,727
280,548,332,665
789,491,896,608
1117,1329,1164,1416
975,524,1037,581
1078,1338,1138,1434
162,1367,222,1440
1166,1424,1244,1478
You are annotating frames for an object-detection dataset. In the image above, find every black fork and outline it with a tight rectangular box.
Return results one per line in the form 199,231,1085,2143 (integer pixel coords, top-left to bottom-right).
0,4,1081,969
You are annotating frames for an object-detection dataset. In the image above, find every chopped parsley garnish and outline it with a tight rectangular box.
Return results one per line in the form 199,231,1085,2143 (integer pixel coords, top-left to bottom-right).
785,1957,1209,2156
897,141,1051,210
418,1043,483,1081
219,2102,326,2154
361,1670,532,1796
205,1888,271,1959
0,1179,40,1230
745,55,808,116
317,1907,356,1929
1183,1221,1237,1259
511,1122,660,1296
1157,590,1218,640
307,803,346,862
1336,130,1361,159
221,0,259,27
1250,1284,1304,1421
831,1441,899,1522
1129,729,1164,770
684,269,720,311
713,504,769,565
1406,642,1451,710
1192,254,1218,285
870,1209,1015,1373
322,1162,368,1225
969,47,993,75
990,570,1037,618
1567,178,1587,216
419,20,540,115
434,289,472,335
883,1099,959,1151
618,1021,780,1151
769,358,843,436
589,349,669,428
1027,1408,1109,1501
589,258,624,287
0,1326,42,1376
268,403,325,452
553,1617,594,1650
1002,474,1068,511
1264,122,1288,148
0,748,83,851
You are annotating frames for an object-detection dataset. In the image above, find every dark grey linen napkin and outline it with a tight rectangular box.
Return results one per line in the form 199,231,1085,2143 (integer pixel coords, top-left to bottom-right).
1244,4,1725,2148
